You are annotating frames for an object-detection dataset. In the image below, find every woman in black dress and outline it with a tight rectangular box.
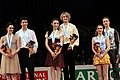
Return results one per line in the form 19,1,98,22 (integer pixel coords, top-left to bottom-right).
45,18,64,80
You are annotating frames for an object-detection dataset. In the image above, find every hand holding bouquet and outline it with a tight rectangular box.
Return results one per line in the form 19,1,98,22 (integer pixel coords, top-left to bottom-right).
52,42,62,54
1,42,11,54
94,42,101,54
52,42,62,60
26,40,35,54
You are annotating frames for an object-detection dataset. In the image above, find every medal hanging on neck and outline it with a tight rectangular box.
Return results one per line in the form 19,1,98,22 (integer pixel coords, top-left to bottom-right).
52,30,58,43
97,35,103,44
6,34,13,54
63,23,69,36
22,30,28,45
104,27,110,37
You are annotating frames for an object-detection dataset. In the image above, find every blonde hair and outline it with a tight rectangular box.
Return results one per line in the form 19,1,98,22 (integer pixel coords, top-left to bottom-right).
60,12,71,21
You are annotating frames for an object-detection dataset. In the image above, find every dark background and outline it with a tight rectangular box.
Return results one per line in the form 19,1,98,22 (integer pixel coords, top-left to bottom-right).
0,0,120,66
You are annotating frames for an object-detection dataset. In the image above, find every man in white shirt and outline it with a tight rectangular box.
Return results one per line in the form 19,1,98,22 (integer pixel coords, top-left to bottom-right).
60,12,79,80
15,17,38,80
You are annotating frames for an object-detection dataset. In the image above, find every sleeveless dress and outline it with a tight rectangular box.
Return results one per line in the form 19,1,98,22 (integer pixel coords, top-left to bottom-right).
93,36,110,65
0,35,21,75
45,31,65,68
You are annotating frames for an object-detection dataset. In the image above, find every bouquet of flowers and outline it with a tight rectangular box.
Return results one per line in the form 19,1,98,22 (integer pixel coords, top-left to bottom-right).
94,42,101,54
52,42,62,54
1,41,11,54
26,40,35,53
68,33,78,50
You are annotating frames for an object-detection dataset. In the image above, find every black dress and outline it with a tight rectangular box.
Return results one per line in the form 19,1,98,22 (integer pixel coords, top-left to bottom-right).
45,38,65,68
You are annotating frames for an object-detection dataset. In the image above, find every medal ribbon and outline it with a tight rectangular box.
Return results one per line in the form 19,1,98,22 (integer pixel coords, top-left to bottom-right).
63,23,69,36
52,30,58,43
6,34,13,48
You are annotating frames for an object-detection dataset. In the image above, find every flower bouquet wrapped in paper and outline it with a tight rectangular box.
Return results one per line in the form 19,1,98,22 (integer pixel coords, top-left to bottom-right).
52,42,62,54
68,33,78,50
52,42,62,60
1,42,11,54
94,42,101,54
26,40,35,53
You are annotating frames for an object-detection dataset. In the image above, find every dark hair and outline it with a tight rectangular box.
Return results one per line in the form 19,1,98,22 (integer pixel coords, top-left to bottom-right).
95,24,105,36
52,18,60,30
6,22,13,28
47,27,53,37
48,18,60,36
51,18,59,23
20,16,28,23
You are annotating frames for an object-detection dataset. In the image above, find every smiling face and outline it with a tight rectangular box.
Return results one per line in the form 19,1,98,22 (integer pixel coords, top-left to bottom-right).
51,20,59,30
21,20,28,29
7,25,14,34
